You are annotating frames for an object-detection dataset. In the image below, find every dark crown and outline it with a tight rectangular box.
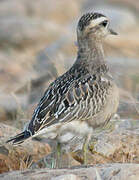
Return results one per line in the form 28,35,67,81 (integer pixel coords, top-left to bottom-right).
78,12,106,31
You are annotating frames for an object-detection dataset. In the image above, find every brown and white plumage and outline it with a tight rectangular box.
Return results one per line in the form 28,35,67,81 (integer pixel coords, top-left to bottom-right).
7,12,119,147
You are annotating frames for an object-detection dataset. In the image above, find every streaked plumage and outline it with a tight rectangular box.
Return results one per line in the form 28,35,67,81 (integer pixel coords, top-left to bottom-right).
7,12,119,154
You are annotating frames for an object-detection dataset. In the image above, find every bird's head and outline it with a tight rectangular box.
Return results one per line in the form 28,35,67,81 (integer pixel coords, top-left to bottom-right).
77,12,117,40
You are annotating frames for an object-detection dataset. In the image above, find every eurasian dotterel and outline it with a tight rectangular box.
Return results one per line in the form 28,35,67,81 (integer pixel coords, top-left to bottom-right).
7,12,119,165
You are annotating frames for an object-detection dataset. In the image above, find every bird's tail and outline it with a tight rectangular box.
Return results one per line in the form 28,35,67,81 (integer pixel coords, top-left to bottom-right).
6,130,31,145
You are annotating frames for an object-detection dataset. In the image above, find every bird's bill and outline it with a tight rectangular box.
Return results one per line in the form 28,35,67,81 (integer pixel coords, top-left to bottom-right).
109,28,118,35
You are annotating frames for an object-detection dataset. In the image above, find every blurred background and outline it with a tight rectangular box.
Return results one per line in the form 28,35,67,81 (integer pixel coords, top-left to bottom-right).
0,0,139,174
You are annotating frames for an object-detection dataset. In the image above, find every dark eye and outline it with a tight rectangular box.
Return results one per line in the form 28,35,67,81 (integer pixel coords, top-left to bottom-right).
100,20,108,27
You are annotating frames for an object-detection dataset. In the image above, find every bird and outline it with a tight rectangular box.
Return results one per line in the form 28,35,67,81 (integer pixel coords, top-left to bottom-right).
7,12,119,165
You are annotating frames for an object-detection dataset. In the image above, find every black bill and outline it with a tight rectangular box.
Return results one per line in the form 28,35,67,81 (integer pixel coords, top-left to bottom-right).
109,28,118,35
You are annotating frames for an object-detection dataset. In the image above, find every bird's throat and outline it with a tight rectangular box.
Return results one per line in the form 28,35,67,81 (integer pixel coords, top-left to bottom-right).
77,36,106,72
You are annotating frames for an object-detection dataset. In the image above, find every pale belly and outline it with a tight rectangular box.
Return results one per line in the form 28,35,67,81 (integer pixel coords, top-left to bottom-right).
33,120,93,143
88,81,119,129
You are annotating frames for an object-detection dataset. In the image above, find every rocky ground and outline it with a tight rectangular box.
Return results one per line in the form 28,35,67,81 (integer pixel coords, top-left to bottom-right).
0,0,139,179
1,164,139,180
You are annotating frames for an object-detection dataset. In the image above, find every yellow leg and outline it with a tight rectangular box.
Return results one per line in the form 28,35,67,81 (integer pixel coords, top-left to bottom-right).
56,142,62,168
83,140,87,164
83,133,92,165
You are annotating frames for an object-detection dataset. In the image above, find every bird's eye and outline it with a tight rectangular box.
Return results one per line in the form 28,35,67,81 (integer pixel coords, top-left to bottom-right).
100,20,108,27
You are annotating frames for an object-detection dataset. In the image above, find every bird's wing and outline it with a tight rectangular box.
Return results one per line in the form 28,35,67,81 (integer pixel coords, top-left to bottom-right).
26,73,110,136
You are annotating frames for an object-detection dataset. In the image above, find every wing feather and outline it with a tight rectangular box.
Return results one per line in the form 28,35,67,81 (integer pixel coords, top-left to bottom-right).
26,74,110,136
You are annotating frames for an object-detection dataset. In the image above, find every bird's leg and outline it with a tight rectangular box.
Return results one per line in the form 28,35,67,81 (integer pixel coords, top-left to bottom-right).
56,142,62,168
83,133,92,165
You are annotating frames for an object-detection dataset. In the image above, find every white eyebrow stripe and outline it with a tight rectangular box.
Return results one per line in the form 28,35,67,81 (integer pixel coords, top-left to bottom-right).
90,17,108,27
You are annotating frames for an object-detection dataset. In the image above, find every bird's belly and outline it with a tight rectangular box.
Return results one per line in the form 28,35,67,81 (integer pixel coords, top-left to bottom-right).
88,82,119,129
57,121,93,143
34,120,93,144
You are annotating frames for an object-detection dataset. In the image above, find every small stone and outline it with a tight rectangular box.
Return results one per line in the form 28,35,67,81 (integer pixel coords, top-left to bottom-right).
51,174,80,180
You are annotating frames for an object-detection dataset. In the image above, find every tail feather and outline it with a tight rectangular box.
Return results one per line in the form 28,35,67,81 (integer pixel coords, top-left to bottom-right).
6,131,31,145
